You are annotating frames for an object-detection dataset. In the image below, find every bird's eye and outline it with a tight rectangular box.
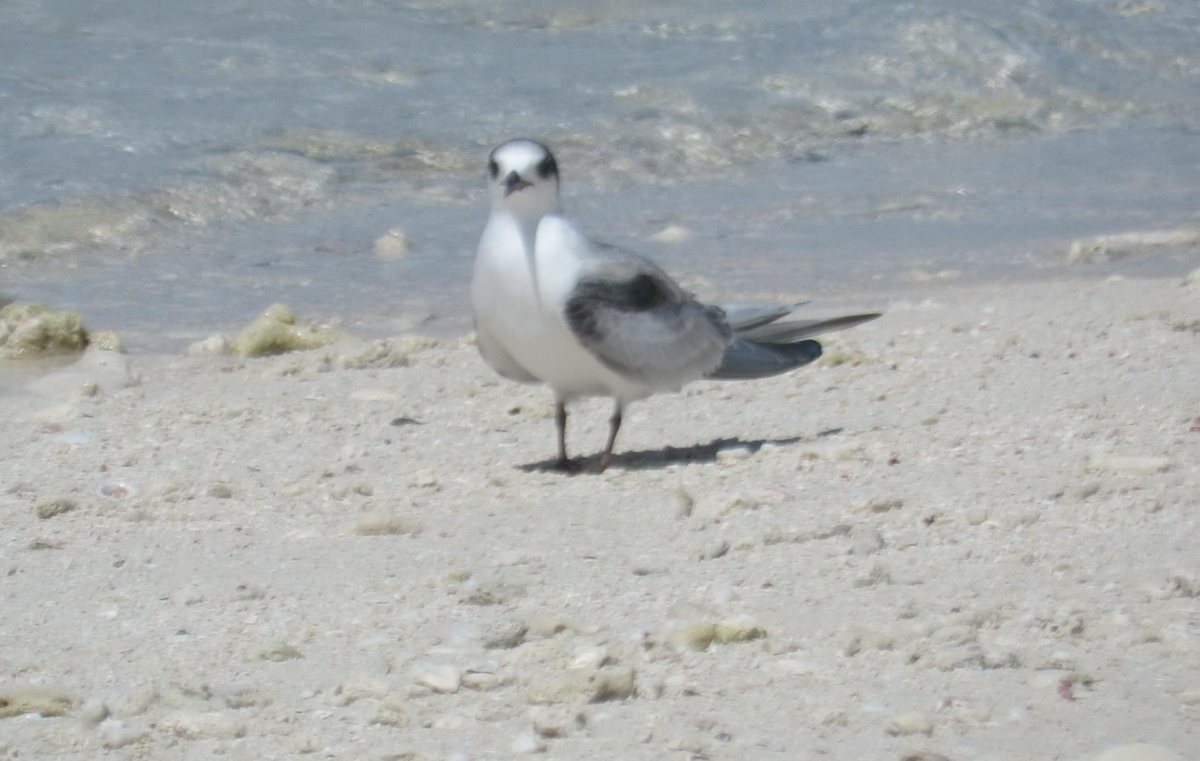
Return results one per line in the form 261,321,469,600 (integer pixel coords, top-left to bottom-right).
488,159,499,179
536,155,557,179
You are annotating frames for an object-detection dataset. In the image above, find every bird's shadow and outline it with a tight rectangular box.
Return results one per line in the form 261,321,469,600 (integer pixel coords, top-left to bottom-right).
517,432,835,474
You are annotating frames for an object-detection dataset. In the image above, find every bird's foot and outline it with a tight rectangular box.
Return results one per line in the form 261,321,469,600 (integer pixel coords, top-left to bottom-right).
553,457,582,474
552,456,610,474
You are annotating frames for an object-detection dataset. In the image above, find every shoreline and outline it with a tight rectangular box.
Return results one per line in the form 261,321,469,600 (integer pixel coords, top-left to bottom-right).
1,274,1197,760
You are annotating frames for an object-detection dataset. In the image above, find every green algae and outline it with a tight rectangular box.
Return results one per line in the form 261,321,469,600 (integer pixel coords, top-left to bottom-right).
229,303,351,358
0,302,90,359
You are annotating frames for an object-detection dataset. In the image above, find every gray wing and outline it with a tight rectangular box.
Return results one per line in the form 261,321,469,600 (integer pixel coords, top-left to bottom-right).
718,302,809,332
564,252,732,389
571,241,880,385
736,312,882,343
710,338,823,380
709,307,881,381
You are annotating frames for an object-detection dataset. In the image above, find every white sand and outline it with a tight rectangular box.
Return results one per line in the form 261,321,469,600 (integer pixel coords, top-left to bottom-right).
1,276,1197,760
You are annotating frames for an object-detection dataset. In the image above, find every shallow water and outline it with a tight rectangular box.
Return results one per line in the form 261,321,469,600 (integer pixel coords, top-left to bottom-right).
1,0,1198,352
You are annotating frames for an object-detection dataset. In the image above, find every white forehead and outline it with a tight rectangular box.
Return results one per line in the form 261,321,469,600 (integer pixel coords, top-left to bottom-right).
492,139,550,170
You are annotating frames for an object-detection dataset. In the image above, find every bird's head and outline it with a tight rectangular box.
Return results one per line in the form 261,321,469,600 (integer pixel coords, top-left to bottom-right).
487,139,560,218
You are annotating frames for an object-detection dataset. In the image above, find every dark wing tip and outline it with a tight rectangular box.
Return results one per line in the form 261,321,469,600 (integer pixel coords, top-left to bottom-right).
708,338,822,380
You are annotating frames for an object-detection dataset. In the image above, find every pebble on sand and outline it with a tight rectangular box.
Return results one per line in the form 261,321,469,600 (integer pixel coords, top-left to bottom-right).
665,623,717,652
522,615,570,639
528,706,586,737
1086,448,1171,476
184,335,229,356
369,697,412,728
849,525,885,554
713,615,767,644
97,718,149,749
664,613,765,651
667,487,694,518
1167,570,1199,598
36,497,77,519
668,734,709,754
476,616,529,649
715,445,754,464
408,468,439,488
355,513,420,536
162,710,247,740
886,710,934,736
841,628,895,656
415,664,463,694
462,671,510,691
460,576,526,606
853,497,904,514
374,228,413,260
510,731,549,754
332,677,390,706
699,538,730,561
79,696,110,726
527,666,636,705
0,687,74,718
647,224,692,243
569,645,613,670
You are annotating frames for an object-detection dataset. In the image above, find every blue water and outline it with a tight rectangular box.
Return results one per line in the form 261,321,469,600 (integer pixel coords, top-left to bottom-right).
2,0,1198,352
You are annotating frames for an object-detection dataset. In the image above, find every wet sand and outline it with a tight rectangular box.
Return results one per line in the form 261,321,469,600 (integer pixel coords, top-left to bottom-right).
1,275,1197,760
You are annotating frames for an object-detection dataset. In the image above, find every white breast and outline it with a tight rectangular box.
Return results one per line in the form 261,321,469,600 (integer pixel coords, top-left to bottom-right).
471,211,651,402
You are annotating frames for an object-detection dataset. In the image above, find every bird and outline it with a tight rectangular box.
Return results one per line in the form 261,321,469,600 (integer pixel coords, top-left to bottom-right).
470,138,880,472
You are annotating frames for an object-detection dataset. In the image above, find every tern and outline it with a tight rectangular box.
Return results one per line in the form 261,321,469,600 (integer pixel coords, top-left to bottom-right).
471,138,879,472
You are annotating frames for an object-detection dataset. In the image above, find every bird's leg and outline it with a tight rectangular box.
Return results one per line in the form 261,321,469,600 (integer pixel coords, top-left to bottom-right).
553,400,574,471
595,403,623,472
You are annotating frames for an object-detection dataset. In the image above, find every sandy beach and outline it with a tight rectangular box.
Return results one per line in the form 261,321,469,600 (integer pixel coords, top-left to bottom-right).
1,274,1197,760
